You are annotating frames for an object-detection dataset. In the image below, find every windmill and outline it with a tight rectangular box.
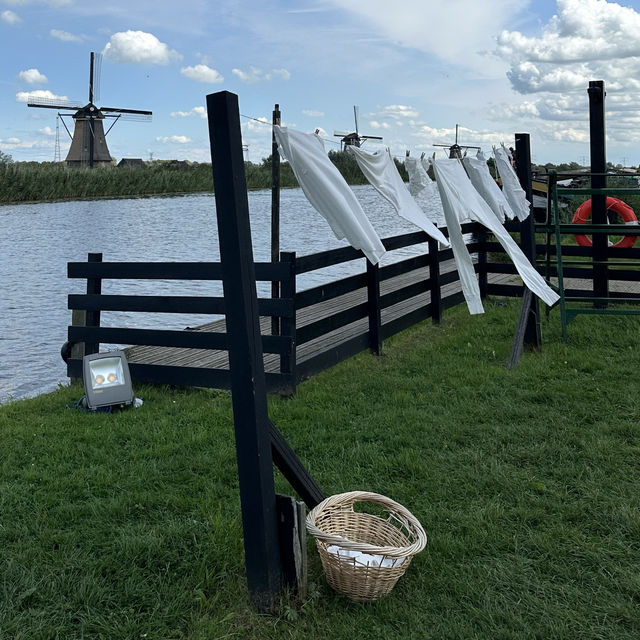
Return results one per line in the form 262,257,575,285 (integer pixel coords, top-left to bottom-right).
27,52,152,168
433,124,480,159
333,106,383,149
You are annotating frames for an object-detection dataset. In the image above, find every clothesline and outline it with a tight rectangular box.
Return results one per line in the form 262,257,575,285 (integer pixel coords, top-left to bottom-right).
271,124,559,315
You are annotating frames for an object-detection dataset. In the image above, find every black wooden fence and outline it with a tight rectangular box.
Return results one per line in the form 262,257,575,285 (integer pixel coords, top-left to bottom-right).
66,222,492,394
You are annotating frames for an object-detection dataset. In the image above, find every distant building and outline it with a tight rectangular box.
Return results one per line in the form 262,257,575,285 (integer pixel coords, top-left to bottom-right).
117,158,146,168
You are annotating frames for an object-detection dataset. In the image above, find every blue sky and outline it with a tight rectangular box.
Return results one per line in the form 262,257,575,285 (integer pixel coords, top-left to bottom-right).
3,0,640,166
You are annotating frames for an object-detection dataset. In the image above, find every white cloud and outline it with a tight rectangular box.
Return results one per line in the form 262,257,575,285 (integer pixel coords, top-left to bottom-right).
497,0,640,94
170,106,207,119
18,68,47,84
102,31,181,65
39,126,55,136
369,120,391,129
156,135,192,143
551,127,590,143
16,89,70,103
327,0,522,74
232,66,291,83
380,104,419,119
232,67,262,83
50,29,83,43
1,10,20,24
267,68,291,80
180,64,223,83
302,109,324,117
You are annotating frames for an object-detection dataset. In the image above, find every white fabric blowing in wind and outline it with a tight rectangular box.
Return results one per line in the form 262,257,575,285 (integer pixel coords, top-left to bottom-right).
274,126,386,264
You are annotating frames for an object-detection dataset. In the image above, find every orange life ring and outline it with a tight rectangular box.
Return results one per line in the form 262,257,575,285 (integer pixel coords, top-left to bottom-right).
572,197,638,248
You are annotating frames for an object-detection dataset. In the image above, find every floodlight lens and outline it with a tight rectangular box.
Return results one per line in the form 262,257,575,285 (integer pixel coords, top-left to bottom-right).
89,357,125,390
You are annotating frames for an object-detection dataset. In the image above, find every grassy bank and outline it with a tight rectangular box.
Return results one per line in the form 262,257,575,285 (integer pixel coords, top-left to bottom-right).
1,300,639,639
0,151,407,204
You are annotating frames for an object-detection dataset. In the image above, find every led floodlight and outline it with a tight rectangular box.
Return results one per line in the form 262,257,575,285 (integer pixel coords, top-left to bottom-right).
82,350,134,410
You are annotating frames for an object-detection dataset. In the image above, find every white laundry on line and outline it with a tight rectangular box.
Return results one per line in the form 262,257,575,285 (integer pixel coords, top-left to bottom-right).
273,126,386,265
494,145,531,222
347,146,450,248
405,155,445,228
404,155,433,197
432,157,560,314
461,150,516,223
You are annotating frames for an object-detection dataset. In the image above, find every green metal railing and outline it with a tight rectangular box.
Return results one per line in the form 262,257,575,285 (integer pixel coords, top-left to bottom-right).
539,170,640,339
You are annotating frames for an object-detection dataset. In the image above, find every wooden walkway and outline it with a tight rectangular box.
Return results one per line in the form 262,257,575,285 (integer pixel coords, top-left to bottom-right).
125,261,516,374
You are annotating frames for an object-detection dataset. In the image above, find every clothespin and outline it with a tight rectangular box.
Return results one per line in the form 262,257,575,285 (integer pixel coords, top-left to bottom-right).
406,149,410,157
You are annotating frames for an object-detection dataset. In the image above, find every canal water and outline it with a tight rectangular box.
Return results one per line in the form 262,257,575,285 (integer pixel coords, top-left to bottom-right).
0,185,444,403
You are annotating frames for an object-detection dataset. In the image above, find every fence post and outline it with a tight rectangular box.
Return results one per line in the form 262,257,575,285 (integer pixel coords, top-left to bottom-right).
477,226,489,300
280,251,297,392
589,80,608,307
207,90,282,610
367,259,382,355
427,236,442,323
515,133,542,349
84,252,102,356
271,104,281,335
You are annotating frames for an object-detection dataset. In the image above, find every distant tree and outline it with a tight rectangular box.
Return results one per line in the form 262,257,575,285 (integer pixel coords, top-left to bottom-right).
0,150,13,164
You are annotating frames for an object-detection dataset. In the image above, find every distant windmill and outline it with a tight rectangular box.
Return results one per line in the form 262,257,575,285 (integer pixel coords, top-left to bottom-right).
433,124,480,159
333,106,383,149
27,52,152,168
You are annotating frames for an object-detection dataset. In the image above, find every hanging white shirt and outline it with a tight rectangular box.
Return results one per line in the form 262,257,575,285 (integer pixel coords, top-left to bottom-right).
494,145,531,221
462,150,516,223
347,146,449,247
274,126,386,264
404,156,432,197
432,157,559,314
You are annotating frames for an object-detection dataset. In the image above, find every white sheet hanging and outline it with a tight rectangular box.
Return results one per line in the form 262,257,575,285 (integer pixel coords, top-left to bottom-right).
274,126,386,264
462,150,515,223
347,146,449,247
405,155,445,227
494,145,531,221
404,156,432,196
432,157,559,314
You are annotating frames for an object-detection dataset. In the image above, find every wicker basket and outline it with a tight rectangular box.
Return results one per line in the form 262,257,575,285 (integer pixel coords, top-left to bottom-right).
306,491,427,602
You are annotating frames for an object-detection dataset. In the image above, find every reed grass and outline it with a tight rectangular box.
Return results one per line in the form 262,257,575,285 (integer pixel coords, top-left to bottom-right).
0,151,409,204
1,299,639,639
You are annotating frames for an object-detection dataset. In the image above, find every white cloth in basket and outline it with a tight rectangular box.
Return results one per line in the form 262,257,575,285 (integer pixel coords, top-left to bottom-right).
327,544,406,568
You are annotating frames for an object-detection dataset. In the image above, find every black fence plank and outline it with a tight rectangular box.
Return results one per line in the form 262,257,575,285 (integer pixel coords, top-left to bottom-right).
295,246,364,274
68,261,290,282
296,301,369,345
379,278,431,310
379,253,430,281
295,272,367,310
68,294,293,317
68,326,292,355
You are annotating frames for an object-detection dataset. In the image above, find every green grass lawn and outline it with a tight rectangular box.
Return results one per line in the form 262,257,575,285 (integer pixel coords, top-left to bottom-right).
1,299,639,639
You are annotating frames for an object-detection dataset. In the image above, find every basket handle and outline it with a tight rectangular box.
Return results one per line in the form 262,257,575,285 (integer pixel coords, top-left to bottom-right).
306,491,427,557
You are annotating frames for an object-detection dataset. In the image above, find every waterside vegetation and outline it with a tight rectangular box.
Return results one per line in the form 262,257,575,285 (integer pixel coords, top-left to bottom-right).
1,300,638,638
0,150,408,205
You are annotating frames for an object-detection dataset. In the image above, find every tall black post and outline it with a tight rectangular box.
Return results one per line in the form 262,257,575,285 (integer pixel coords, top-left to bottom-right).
206,91,282,610
84,252,102,355
515,133,541,348
271,104,281,335
589,81,608,306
